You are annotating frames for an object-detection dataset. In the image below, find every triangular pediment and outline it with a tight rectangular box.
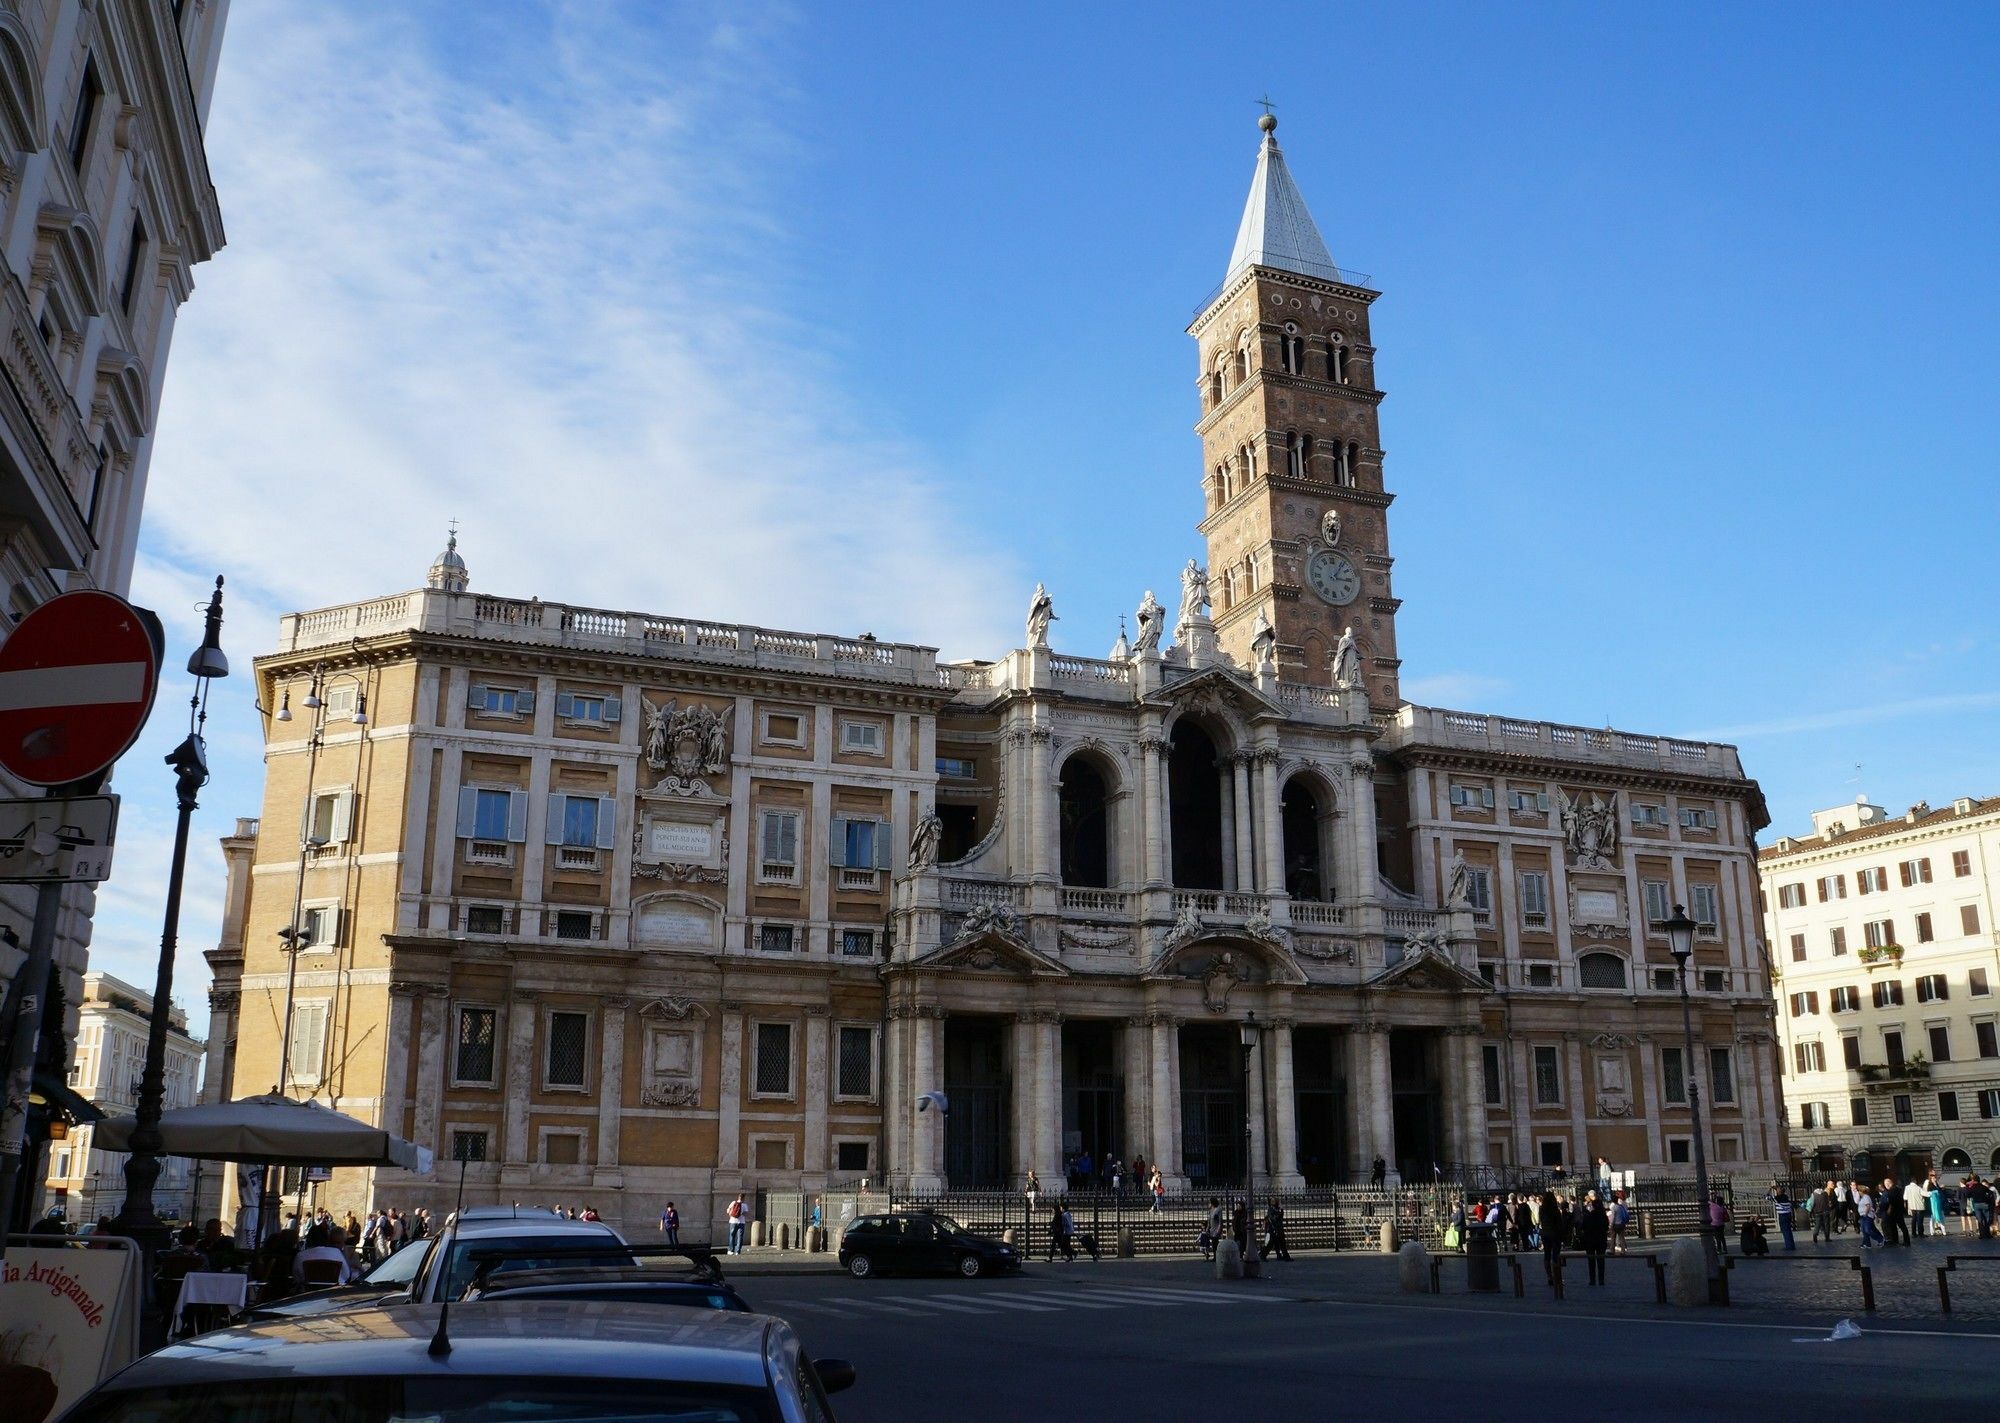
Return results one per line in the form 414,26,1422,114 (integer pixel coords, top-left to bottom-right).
915,932,1070,976
1368,949,1489,994
1144,665,1283,720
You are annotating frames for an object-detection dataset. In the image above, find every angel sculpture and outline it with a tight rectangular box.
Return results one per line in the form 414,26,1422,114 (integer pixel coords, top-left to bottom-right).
1026,582,1056,646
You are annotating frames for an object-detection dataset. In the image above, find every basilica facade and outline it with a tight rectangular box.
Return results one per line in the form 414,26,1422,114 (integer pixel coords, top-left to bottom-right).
202,118,1784,1233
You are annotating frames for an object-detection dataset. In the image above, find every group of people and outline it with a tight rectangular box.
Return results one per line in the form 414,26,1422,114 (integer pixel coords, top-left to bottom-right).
1029,1163,1170,1213
355,1205,433,1263
1794,1173,1998,1247
1446,1188,1632,1286
1195,1196,1292,1262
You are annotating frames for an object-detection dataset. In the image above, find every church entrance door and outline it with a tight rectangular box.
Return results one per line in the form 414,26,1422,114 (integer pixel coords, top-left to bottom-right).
1179,1024,1246,1187
1389,1028,1444,1182
943,1017,1009,1189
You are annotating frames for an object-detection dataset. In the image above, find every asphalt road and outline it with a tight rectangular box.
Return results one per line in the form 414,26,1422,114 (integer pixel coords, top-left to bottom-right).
746,1258,2000,1422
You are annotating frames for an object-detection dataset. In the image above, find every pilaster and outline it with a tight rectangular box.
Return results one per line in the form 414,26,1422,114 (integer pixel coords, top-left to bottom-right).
1268,1018,1304,1188
803,1008,830,1174
595,998,628,1184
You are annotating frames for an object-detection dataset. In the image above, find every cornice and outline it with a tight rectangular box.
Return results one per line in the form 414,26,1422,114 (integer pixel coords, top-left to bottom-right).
1759,811,2000,869
1389,743,1761,800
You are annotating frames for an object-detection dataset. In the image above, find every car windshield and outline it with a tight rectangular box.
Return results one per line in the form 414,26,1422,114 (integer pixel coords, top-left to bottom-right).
443,1234,634,1300
492,1286,745,1312
363,1241,427,1287
925,1214,967,1234
72,1378,768,1423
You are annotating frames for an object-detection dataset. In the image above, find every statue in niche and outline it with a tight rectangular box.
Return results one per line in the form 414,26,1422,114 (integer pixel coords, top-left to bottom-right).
909,813,943,871
1026,583,1056,646
1331,625,1361,688
1133,590,1164,654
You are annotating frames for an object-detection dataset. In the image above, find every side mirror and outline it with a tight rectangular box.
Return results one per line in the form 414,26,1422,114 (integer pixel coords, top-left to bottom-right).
813,1359,858,1396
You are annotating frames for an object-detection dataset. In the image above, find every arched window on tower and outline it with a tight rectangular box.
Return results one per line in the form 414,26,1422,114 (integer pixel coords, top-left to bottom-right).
1345,442,1359,486
1281,334,1304,375
1328,341,1348,384
1242,442,1257,483
1237,331,1254,382
1286,431,1305,479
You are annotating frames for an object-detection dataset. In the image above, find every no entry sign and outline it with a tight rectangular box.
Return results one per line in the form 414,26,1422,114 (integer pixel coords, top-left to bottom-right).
0,591,161,786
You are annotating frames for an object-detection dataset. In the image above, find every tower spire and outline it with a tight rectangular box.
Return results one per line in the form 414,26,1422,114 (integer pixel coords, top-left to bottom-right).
1224,110,1336,285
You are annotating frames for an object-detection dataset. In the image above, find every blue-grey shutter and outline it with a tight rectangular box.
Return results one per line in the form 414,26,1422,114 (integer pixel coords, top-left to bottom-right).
507,790,529,843
545,794,566,844
595,796,617,850
873,819,891,870
466,682,486,710
516,688,536,715
555,692,574,720
602,696,621,725
829,816,848,867
456,786,478,838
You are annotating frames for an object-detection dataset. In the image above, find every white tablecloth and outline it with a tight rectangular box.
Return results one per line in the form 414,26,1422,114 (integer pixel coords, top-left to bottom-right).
171,1271,247,1334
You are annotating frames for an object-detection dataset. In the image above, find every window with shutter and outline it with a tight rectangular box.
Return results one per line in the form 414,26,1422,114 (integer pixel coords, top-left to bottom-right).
759,810,799,881
288,1001,329,1084
507,790,530,843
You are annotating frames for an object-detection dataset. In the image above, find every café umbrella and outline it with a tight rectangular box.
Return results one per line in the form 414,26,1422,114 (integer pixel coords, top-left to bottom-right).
93,1092,431,1172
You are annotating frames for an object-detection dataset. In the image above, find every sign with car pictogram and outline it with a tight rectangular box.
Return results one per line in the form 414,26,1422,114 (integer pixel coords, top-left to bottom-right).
0,794,118,883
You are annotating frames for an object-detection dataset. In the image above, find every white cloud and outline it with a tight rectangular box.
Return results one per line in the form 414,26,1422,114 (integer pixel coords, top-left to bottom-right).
86,4,1021,1039
1400,671,1510,707
1685,690,2000,742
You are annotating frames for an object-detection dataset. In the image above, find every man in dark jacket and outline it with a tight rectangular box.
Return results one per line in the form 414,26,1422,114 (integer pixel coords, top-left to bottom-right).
1264,1200,1292,1261
1575,1193,1611,1285
1513,1195,1537,1254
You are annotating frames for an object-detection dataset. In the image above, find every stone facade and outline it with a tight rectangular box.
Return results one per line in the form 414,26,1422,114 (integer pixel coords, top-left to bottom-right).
0,0,228,1107
203,118,1783,1236
1762,794,2000,1180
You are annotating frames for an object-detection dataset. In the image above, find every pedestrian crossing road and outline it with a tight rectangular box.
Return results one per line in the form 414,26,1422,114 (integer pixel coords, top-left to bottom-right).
765,1281,1286,1322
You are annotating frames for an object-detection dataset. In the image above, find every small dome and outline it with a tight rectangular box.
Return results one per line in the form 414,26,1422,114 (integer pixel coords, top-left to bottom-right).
427,527,469,592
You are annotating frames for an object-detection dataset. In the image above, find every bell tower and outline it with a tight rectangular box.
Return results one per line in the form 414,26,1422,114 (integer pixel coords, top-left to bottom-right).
1188,114,1401,704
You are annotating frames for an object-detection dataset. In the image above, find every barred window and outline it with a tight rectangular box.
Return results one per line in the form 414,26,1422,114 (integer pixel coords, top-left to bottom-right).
455,1007,496,1084
837,1026,875,1098
547,1011,589,1089
450,1130,488,1163
755,1022,793,1096
1532,1046,1561,1105
1578,952,1626,989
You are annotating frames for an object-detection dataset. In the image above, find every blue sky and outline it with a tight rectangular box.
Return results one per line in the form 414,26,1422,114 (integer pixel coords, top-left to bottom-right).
91,3,2000,1032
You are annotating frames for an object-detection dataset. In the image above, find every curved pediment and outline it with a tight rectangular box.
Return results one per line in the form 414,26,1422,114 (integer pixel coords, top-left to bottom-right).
1143,932,1307,989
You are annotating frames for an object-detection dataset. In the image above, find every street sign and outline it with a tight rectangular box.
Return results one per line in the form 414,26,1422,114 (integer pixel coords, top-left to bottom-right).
0,794,117,882
0,590,161,787
304,1165,333,1183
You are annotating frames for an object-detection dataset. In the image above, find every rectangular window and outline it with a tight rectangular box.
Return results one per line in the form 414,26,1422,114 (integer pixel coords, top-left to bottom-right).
1792,1040,1824,1073
836,1141,871,1173
840,929,875,958
760,710,805,746
1661,1046,1686,1105
1916,913,1934,943
1518,871,1549,922
1976,968,1993,997
1841,1033,1861,1068
1938,1090,1961,1122
1789,933,1807,962
120,212,147,315
1831,985,1859,1013
1702,969,1726,993
1952,850,1972,877
1872,980,1904,1008
304,788,356,846
936,756,977,779
1963,904,1983,936
1830,926,1848,956
467,683,533,717
552,910,594,941
1708,1047,1735,1104
1778,883,1807,909
464,787,518,842
1850,1097,1868,1127
287,1001,329,1085
754,1022,793,1096
1899,858,1930,886
840,719,884,754
1527,964,1555,988
1884,1029,1905,1068
67,57,100,171
1929,1023,1952,1061
450,1130,488,1163
297,903,340,950
455,1008,497,1084
1448,782,1495,810
1690,884,1719,928
835,817,884,871
1539,1140,1566,1167
1977,1020,1998,1059
1630,802,1666,827
1463,867,1492,912
1864,919,1895,949
1679,805,1718,830
1667,1138,1691,1164
1532,1046,1561,1105
553,691,619,726
546,1012,588,1089
465,905,505,935
1642,880,1671,925
836,1026,876,1098
1818,875,1846,902
1482,1044,1503,1106
557,795,601,849
1916,973,1948,1003
1652,967,1676,991
758,923,795,954
758,809,800,882
1858,866,1887,894
1981,1089,2000,1120
1508,790,1550,814
1893,1093,1913,1125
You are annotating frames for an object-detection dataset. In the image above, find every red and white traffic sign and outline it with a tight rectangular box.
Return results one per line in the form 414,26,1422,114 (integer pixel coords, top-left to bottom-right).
0,590,160,786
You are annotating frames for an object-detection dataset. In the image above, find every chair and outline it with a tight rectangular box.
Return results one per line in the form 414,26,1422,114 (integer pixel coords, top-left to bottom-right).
299,1258,344,1285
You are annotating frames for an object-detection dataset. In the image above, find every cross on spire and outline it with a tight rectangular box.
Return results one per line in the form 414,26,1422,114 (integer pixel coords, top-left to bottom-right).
1256,94,1276,117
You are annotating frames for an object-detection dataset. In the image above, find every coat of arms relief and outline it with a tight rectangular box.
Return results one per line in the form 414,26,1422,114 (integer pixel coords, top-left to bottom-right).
643,698,731,796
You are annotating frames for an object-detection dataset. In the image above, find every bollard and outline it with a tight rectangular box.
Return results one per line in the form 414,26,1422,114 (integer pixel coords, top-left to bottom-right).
778,1223,791,1250
1642,1211,1655,1240
751,1220,767,1248
1397,1240,1429,1293
1665,1236,1707,1306
1002,1228,1018,1248
1379,1220,1399,1253
1215,1238,1244,1279
1118,1228,1135,1258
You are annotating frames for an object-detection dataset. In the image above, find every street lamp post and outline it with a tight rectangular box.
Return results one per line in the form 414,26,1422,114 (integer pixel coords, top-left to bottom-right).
111,578,228,1294
1239,1012,1263,1278
1665,902,1725,1305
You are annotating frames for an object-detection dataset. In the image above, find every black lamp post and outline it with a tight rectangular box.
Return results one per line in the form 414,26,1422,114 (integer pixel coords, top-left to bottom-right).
1665,901,1724,1304
1239,1011,1263,1278
111,578,226,1292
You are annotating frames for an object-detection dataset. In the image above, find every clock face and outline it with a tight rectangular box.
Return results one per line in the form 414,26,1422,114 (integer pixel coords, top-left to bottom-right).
1306,550,1361,606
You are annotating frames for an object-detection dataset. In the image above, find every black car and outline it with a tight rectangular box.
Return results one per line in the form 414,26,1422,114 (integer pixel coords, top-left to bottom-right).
466,1265,753,1313
839,1211,1019,1279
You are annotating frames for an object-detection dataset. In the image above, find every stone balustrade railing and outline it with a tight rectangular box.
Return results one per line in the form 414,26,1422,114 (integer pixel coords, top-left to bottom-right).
1385,704,1741,778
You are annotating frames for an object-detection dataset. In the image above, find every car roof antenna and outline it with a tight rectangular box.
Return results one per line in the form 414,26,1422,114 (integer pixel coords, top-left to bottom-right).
429,1151,472,1357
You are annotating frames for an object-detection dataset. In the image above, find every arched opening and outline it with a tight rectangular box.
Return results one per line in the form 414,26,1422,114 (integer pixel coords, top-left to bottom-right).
1168,719,1226,889
1990,1146,2000,1173
1058,755,1112,888
1286,431,1305,479
1328,341,1348,383
1578,952,1628,989
1282,779,1330,901
1281,334,1303,375
1940,1147,1971,1172
1894,1147,1931,1184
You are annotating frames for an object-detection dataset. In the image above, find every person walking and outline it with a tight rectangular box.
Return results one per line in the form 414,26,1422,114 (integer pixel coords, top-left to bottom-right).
1610,1191,1631,1255
1706,1193,1730,1257
1881,1178,1910,1247
1926,1174,1946,1237
1048,1202,1076,1262
1970,1176,1995,1240
1770,1185,1796,1251
661,1201,680,1245
1833,1179,1851,1233
1150,1168,1165,1213
1264,1199,1292,1261
1577,1192,1611,1286
1536,1191,1565,1287
1201,1197,1224,1261
1854,1183,1880,1247
1806,1183,1830,1243
1596,1156,1614,1201
1371,1155,1388,1191
726,1195,747,1255
1231,1197,1249,1255
1903,1176,1928,1240
1513,1193,1537,1256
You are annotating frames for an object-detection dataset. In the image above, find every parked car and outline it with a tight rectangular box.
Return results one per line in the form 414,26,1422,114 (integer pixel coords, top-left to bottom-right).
407,1206,635,1302
244,1238,428,1321
61,1300,855,1423
839,1210,1020,1278
465,1264,752,1312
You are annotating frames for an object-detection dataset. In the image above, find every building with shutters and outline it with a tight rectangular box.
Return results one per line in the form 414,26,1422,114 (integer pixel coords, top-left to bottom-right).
1761,794,2000,1183
0,0,228,1184
201,116,1783,1234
